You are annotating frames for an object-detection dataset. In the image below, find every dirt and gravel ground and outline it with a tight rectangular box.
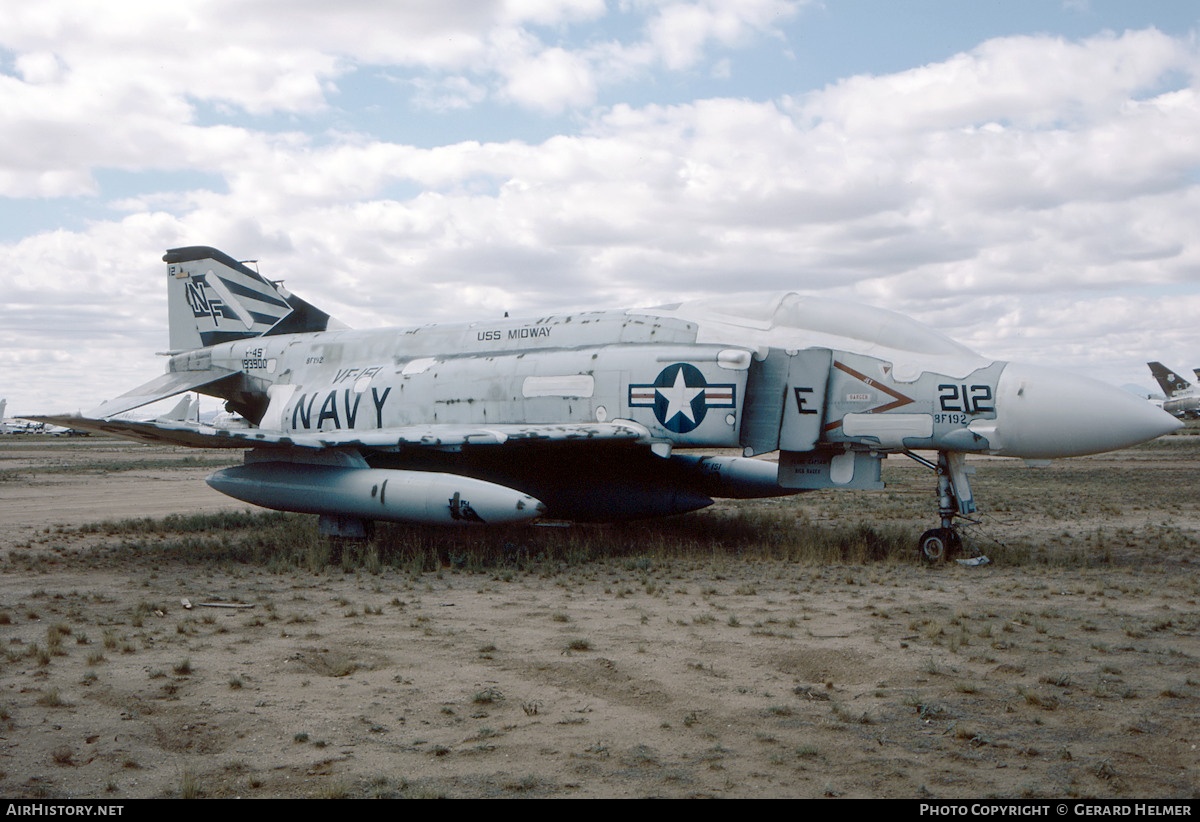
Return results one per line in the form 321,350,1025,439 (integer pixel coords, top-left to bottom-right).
0,434,1197,799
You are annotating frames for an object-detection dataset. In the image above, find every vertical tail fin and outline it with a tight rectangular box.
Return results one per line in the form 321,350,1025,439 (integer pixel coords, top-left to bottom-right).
1148,362,1191,397
164,246,343,352
157,394,198,422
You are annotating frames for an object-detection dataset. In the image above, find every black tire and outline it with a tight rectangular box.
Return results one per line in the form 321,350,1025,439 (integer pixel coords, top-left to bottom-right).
918,528,961,564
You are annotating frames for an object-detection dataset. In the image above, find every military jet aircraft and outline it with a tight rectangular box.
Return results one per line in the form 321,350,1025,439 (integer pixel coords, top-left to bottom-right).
33,247,1181,561
1147,362,1200,419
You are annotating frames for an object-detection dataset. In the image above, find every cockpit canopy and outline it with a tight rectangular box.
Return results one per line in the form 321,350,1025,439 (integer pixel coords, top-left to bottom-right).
647,292,986,381
658,292,978,357
774,293,977,357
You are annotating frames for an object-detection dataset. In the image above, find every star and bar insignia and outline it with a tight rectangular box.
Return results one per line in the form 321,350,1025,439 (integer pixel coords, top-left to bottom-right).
629,363,735,434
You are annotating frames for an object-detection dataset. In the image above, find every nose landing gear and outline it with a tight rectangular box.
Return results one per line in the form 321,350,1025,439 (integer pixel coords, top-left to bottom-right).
907,450,977,564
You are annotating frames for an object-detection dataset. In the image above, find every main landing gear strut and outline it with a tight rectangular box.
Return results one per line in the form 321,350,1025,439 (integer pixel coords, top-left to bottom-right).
905,451,976,564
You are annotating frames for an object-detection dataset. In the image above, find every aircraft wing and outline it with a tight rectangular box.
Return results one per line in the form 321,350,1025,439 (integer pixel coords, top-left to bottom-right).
24,414,256,448
307,421,652,450
23,415,652,451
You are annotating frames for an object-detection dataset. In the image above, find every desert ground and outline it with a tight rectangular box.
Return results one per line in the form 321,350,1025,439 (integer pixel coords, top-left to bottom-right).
0,433,1197,799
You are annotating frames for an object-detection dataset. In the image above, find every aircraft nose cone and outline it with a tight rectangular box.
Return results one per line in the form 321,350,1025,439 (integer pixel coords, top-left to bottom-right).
990,363,1181,459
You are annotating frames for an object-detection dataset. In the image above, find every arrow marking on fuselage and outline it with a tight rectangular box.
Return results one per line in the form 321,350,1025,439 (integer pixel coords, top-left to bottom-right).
823,361,915,432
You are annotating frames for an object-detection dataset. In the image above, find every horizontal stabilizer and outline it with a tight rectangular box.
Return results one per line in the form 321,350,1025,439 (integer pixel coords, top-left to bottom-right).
86,368,237,419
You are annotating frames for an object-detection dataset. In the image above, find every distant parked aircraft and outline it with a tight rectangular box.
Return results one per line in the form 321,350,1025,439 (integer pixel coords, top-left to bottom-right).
1147,362,1200,419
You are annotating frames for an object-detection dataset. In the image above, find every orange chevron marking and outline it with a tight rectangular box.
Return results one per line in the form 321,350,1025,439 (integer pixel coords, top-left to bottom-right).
823,361,916,432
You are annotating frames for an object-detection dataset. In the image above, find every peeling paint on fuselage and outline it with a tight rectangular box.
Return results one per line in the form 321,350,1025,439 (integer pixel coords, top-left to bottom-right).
186,295,1004,461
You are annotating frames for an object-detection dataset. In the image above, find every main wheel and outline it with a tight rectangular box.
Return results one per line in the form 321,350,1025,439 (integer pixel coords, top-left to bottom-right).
918,528,961,564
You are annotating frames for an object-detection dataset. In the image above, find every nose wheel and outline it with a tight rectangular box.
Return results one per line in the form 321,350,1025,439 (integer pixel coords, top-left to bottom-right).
905,450,976,564
918,527,962,563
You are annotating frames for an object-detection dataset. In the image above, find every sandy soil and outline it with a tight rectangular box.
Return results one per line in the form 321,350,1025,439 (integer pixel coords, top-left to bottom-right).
0,436,1197,799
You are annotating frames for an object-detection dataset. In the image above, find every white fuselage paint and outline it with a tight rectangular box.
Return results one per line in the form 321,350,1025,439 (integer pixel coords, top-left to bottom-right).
173,292,1179,460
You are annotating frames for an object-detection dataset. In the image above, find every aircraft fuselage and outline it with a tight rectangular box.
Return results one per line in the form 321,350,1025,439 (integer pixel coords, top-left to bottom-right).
38,248,1181,538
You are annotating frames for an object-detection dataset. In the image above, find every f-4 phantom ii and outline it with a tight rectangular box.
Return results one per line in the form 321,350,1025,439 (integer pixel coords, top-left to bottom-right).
34,247,1181,561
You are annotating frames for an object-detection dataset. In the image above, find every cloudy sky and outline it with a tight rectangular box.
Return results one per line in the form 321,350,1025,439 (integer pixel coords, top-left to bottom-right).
3,0,1200,415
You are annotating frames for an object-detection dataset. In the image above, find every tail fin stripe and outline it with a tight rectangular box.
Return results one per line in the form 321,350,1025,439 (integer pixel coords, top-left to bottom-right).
248,310,285,326
215,275,290,308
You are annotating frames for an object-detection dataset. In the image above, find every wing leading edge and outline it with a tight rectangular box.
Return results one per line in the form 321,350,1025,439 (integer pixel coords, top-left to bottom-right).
23,414,653,451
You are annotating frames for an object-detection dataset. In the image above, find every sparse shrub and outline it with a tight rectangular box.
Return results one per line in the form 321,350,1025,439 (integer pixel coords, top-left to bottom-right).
37,689,66,708
473,687,503,704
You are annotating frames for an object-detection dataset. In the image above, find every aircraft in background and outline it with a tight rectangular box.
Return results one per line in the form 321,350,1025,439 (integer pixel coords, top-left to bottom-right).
107,393,196,423
2,399,54,434
39,422,90,436
122,394,250,429
1147,362,1200,419
32,247,1181,562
